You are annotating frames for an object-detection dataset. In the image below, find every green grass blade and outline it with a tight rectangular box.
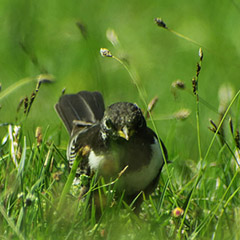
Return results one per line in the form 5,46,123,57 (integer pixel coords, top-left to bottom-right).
57,155,82,212
0,204,25,240
0,77,34,100
203,90,240,164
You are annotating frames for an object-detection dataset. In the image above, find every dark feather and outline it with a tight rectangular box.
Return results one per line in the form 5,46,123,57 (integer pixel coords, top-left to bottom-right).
55,91,105,134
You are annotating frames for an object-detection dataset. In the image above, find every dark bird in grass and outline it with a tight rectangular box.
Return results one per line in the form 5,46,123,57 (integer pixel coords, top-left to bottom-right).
55,91,167,211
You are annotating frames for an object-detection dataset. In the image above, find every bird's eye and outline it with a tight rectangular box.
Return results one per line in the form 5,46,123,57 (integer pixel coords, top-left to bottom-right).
105,119,114,129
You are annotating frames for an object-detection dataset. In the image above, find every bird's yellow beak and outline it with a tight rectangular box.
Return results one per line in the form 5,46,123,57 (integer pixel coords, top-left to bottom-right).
118,126,130,141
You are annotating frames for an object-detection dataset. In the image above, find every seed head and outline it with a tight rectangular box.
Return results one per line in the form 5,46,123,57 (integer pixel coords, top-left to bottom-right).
174,108,191,120
52,171,62,181
17,98,24,113
147,96,158,118
36,74,54,89
61,88,66,95
196,63,201,77
171,80,185,90
199,48,203,61
24,97,28,114
218,84,235,115
35,127,42,146
192,77,197,95
106,28,119,47
208,119,221,135
154,18,167,29
100,48,113,58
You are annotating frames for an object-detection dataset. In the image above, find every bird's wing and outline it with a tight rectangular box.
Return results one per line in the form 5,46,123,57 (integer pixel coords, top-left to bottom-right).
55,91,105,134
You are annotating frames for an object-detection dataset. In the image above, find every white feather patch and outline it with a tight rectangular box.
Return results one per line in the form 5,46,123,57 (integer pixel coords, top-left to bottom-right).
89,151,105,170
88,137,164,194
118,137,164,194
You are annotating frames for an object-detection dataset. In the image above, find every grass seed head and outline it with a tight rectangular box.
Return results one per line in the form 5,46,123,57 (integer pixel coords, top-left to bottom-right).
192,77,197,95
199,48,203,61
36,74,54,91
35,127,42,146
208,119,221,135
61,88,66,95
154,18,167,29
106,28,119,47
17,98,24,112
25,91,37,115
146,96,158,118
196,63,201,77
100,48,113,58
174,108,191,120
24,97,29,114
218,84,235,115
52,171,62,181
171,80,185,90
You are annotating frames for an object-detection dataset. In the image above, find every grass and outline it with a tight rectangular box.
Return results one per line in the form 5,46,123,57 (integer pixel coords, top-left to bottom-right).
1,0,240,239
1,48,240,239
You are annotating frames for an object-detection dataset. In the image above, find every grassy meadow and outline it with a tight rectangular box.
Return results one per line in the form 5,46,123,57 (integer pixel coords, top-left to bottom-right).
0,0,240,239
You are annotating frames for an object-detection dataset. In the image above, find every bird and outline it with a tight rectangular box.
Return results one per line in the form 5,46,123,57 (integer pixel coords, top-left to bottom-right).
55,91,167,210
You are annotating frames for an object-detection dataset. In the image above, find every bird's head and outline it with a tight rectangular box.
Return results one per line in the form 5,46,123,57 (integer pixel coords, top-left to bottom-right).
100,102,146,141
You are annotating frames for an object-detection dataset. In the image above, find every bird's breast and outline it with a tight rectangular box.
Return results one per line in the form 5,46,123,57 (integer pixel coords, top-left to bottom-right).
88,137,164,195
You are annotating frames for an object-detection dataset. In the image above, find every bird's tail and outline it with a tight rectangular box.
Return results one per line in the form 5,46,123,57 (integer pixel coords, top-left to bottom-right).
55,91,105,134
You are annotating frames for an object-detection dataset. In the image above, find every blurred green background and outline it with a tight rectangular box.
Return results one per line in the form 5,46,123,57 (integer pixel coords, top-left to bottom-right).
0,0,239,161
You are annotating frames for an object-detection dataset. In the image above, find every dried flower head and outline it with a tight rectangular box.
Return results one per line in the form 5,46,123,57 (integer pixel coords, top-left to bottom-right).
100,48,113,58
35,127,42,146
147,96,158,118
106,28,119,47
174,108,191,120
154,18,167,29
171,80,185,90
218,84,235,115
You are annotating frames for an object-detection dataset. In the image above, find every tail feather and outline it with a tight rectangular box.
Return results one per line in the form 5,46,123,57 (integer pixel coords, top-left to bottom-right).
55,91,105,134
